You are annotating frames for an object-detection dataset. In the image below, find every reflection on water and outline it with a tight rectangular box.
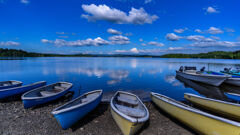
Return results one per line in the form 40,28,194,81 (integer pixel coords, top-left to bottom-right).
1,57,240,101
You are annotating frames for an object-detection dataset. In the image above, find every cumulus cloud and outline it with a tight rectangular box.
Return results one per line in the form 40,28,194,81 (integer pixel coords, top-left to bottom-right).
190,41,240,48
186,35,214,42
206,6,219,14
168,47,183,50
107,28,122,35
207,27,223,34
145,0,152,4
108,35,130,45
56,32,67,35
166,33,182,41
147,41,164,46
130,48,139,53
81,4,158,24
174,28,188,33
41,37,110,47
139,38,143,42
0,41,20,46
195,29,203,33
20,0,29,4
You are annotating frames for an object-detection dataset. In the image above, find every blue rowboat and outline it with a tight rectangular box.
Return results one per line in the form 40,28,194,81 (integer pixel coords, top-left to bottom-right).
21,82,73,108
0,80,22,90
0,81,46,99
52,90,103,129
225,93,240,102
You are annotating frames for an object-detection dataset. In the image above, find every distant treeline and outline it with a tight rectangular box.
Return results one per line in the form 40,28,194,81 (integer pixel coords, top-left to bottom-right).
1,48,240,59
160,51,240,59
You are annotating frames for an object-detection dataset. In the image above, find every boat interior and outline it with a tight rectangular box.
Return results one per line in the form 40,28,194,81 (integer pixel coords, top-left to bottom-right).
55,91,101,111
0,81,13,86
113,92,146,118
24,83,71,97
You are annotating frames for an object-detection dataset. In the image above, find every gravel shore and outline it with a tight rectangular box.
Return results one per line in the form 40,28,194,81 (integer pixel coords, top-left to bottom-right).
0,96,195,135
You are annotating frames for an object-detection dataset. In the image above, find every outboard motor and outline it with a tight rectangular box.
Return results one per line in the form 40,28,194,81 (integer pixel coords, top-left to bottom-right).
179,66,183,72
200,67,205,72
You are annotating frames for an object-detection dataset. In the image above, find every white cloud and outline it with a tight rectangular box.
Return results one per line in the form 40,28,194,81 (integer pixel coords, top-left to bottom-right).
41,37,110,47
108,35,130,45
195,29,203,33
107,28,122,35
190,41,240,48
210,36,220,40
139,38,143,42
20,0,29,4
166,33,182,41
81,4,158,24
207,27,223,34
186,35,214,42
168,47,183,50
0,41,20,46
130,48,139,53
145,0,152,4
147,41,164,47
56,32,67,35
174,28,188,33
206,6,219,14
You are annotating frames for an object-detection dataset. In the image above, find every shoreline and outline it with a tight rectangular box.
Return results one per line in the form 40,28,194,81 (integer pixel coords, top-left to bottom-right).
0,96,194,135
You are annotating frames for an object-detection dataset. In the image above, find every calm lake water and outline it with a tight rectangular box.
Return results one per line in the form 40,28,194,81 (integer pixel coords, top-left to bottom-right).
1,57,240,102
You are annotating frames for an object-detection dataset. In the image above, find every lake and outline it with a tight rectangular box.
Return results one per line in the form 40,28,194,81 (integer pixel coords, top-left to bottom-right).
1,57,240,102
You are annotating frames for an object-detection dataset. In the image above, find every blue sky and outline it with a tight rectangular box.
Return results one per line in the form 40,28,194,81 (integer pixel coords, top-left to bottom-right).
0,0,240,55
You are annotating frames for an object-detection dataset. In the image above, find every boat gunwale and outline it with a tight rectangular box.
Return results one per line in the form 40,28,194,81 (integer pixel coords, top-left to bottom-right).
51,89,103,115
0,81,46,92
151,92,240,127
184,93,240,107
21,82,73,100
110,91,149,123
225,92,240,97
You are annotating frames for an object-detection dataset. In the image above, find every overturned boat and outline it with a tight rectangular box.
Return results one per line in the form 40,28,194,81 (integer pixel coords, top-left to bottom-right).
110,91,149,135
0,80,22,90
151,92,240,135
0,81,46,99
21,82,72,108
52,90,103,129
176,66,228,86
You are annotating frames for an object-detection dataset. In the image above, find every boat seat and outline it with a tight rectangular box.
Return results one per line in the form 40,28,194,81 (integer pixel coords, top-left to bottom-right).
115,104,145,118
40,91,57,97
60,84,69,88
81,93,99,103
117,96,138,106
54,86,65,91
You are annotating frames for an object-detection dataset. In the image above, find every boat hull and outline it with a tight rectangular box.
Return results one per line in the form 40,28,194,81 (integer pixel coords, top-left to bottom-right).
52,91,103,129
176,71,226,86
110,107,144,135
225,77,240,86
0,81,22,90
22,83,72,108
151,93,240,135
184,93,240,121
0,81,46,99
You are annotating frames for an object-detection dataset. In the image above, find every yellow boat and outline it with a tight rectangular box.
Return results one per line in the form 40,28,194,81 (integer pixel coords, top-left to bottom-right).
110,91,149,135
151,92,240,135
184,93,240,120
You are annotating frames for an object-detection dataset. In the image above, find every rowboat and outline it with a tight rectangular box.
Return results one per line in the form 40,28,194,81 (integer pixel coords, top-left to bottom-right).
52,90,103,129
225,93,240,102
21,82,73,108
176,66,228,86
110,91,149,135
224,75,240,86
0,81,46,99
176,75,226,100
151,92,240,135
0,80,22,90
184,93,240,120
